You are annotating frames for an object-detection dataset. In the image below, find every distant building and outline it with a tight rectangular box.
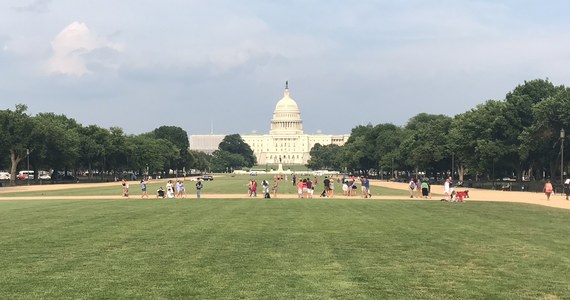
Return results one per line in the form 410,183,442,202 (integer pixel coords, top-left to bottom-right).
189,82,350,165
189,134,225,154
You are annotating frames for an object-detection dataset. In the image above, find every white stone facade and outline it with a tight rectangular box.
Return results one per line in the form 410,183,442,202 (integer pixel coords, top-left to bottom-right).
190,83,349,165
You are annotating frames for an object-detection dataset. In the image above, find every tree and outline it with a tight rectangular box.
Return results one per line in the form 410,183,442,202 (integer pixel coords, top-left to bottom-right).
127,135,179,176
78,125,111,179
105,127,129,175
151,126,193,171
218,134,256,167
210,150,247,172
31,113,81,176
373,124,404,178
520,87,570,180
399,114,452,177
0,104,35,186
337,125,380,174
306,143,341,170
190,150,211,172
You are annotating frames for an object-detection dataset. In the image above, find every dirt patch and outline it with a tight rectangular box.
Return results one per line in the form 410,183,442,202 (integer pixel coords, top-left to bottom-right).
372,181,570,210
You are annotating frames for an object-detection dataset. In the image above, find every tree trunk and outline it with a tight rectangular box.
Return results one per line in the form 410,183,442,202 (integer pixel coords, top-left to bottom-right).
458,165,465,181
9,150,23,187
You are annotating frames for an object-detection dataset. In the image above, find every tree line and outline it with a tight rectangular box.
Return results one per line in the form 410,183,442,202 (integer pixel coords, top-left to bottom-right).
307,79,570,182
0,104,214,186
3,78,567,186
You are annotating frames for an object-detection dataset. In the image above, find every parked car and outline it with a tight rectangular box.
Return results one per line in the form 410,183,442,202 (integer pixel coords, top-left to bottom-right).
50,175,80,184
200,175,214,181
0,172,10,180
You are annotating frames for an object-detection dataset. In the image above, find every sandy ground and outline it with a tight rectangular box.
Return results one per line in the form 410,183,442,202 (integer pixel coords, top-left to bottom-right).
0,180,569,210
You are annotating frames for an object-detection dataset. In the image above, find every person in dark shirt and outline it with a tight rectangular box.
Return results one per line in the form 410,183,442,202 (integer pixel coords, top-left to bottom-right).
322,176,331,197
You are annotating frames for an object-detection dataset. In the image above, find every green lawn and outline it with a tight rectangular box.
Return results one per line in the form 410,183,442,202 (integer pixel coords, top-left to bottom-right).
1,199,569,299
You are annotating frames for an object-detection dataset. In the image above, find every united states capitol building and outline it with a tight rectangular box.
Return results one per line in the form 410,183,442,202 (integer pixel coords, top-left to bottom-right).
189,83,350,165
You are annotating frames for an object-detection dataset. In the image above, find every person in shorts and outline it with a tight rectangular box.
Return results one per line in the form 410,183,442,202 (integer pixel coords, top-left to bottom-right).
177,180,185,198
409,177,416,198
140,177,149,199
421,179,429,199
121,179,129,198
543,179,553,200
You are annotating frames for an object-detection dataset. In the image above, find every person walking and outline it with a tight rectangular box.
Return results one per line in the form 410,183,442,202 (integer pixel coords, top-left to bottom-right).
176,179,185,198
409,177,416,198
166,180,175,199
140,177,149,199
121,179,129,198
543,179,554,200
361,176,370,198
421,179,429,199
564,178,570,200
272,179,279,198
251,180,258,197
195,179,203,198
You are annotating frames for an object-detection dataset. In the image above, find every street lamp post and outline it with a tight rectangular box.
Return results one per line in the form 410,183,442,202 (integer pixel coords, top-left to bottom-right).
561,128,565,185
26,149,30,186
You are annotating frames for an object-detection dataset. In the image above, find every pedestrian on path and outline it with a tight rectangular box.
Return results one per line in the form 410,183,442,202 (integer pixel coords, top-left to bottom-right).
543,179,553,200
195,180,203,198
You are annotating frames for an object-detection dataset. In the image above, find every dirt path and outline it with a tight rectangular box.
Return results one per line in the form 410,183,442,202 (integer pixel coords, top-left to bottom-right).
1,180,569,210
372,181,570,210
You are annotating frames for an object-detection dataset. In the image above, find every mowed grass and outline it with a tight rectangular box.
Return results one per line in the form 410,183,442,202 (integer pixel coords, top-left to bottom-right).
0,175,410,197
1,199,569,299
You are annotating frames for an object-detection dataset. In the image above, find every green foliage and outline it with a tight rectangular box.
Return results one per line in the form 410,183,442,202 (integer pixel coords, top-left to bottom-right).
306,143,341,170
78,125,111,177
400,114,452,171
31,112,81,172
0,104,35,185
151,126,193,170
1,78,569,184
218,134,256,167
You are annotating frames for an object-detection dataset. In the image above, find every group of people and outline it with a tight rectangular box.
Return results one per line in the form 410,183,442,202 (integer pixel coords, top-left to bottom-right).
341,175,371,198
247,176,280,198
296,177,316,198
408,177,432,199
121,177,204,199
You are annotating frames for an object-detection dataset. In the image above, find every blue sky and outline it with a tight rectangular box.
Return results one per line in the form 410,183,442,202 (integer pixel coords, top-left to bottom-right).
1,0,570,135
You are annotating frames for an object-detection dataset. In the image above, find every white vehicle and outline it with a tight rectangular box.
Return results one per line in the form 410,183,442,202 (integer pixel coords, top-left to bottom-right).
0,172,10,180
17,170,34,180
39,171,51,180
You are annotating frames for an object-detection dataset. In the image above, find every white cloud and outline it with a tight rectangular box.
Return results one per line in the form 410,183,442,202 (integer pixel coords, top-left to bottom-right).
46,21,122,76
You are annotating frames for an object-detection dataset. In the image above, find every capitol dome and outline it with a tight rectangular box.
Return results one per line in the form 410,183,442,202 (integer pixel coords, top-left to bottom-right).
270,82,304,135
